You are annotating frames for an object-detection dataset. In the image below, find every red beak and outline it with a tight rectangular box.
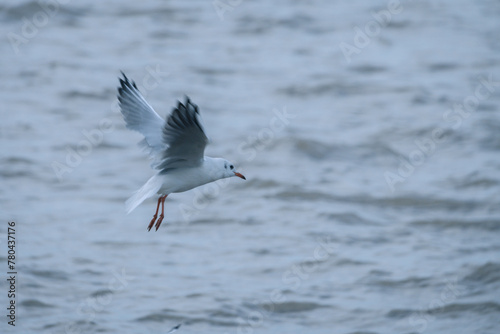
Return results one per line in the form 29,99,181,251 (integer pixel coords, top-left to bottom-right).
234,172,246,180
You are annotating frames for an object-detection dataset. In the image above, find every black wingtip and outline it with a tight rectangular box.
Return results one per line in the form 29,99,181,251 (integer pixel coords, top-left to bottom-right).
176,96,195,109
119,71,128,85
118,71,127,87
183,95,199,114
118,71,139,92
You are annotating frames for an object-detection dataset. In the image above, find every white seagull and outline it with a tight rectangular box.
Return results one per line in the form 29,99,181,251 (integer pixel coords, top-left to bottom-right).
118,73,246,231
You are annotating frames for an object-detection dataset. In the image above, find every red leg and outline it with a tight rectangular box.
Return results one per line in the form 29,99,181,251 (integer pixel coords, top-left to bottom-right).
147,197,162,231
155,195,168,231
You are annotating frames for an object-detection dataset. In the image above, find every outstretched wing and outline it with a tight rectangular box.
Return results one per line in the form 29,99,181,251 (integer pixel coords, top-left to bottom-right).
118,72,208,171
156,97,208,172
118,72,165,157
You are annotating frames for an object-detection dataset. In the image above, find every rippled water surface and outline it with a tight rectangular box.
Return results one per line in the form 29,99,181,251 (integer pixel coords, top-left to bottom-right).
1,0,500,333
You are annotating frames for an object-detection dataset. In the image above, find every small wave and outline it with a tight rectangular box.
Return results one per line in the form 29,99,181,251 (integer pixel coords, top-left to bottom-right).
387,20,411,29
245,178,282,189
150,29,188,40
234,14,315,35
20,299,55,308
464,262,500,284
386,308,413,319
1,156,34,164
2,1,88,22
410,219,500,231
2,1,51,21
191,67,235,76
136,309,240,327
387,302,500,319
452,171,500,190
257,301,327,313
277,81,366,97
42,320,97,332
61,90,110,101
90,289,113,298
273,188,334,202
320,212,380,226
349,65,387,74
340,194,481,212
0,156,38,179
136,310,186,323
427,62,459,72
29,269,69,281
190,218,234,225
334,258,371,266
293,138,342,160
275,188,483,213
92,240,135,248
456,178,499,189
116,6,175,18
370,276,432,289
277,80,404,97
0,170,33,178
429,302,500,315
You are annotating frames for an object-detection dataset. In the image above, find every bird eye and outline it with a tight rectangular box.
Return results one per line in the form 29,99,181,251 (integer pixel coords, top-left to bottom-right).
230,165,234,170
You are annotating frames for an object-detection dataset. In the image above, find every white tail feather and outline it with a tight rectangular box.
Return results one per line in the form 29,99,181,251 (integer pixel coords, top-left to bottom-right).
126,174,163,214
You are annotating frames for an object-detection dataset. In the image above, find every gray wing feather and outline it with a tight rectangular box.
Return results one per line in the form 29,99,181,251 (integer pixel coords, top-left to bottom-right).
118,72,165,156
157,97,208,171
118,73,208,171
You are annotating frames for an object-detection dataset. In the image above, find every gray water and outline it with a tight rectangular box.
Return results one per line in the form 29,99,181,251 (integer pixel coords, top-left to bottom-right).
1,0,500,333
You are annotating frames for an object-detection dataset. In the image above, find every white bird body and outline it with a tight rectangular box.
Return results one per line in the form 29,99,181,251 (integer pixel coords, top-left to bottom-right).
126,157,233,213
117,73,245,230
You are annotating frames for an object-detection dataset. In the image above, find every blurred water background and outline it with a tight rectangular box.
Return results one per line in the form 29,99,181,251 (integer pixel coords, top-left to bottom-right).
1,0,500,333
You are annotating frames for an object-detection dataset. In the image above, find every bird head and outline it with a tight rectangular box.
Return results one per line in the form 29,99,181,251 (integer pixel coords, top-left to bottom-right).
220,159,246,180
